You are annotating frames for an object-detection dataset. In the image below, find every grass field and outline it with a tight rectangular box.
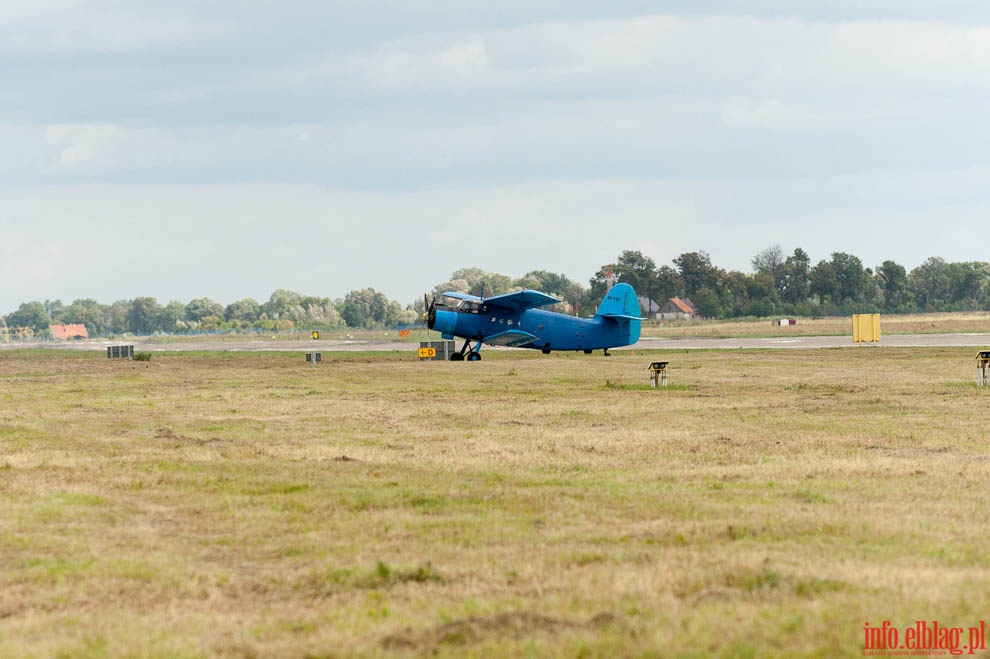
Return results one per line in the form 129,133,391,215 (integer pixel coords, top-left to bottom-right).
2,346,989,658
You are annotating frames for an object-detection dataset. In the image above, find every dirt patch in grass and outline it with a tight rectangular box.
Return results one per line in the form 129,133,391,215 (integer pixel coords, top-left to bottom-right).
382,611,617,650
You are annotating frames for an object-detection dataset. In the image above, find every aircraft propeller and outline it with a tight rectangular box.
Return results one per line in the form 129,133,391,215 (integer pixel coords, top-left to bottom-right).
423,293,437,330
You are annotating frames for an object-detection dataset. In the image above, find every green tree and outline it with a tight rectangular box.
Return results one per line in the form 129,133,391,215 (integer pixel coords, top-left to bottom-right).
448,268,486,291
384,300,418,327
431,278,470,301
673,251,720,298
830,252,871,305
199,315,225,332
719,271,751,317
514,271,585,314
225,298,261,323
653,266,684,302
689,287,723,318
285,297,342,328
614,250,658,300
514,270,571,297
261,290,303,319
560,279,589,316
588,264,614,302
948,262,990,309
185,297,225,323
448,268,514,297
591,251,661,303
108,300,132,334
44,299,65,322
909,257,953,311
339,288,392,328
751,244,787,294
743,271,779,316
876,260,909,311
128,297,163,335
6,301,50,332
160,301,187,333
780,248,811,305
810,260,839,306
592,252,685,307
61,298,109,336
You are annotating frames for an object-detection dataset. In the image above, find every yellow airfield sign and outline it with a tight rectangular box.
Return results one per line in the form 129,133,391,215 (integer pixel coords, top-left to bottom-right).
852,314,880,343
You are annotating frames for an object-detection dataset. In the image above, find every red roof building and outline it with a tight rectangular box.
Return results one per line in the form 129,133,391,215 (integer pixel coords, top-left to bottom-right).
658,297,697,321
50,324,89,340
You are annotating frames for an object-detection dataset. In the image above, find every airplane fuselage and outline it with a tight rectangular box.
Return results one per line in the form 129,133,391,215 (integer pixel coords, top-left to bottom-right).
431,305,640,353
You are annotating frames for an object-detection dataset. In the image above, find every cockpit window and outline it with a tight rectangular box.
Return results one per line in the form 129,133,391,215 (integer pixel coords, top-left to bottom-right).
456,300,489,314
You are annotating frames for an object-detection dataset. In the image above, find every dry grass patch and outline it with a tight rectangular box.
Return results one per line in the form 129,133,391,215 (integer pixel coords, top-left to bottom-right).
1,347,989,657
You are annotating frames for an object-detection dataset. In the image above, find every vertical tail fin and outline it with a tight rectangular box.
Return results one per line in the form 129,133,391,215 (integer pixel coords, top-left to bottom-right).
595,283,641,318
595,283,642,346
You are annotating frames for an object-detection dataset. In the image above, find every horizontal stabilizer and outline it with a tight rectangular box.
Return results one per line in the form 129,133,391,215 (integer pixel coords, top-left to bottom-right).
600,313,647,321
483,329,539,347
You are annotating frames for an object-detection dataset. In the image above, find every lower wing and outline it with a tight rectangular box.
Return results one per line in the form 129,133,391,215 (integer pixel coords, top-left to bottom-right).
482,329,539,347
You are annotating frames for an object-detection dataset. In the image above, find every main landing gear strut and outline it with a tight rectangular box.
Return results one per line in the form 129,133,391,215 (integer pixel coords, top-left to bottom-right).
450,339,482,361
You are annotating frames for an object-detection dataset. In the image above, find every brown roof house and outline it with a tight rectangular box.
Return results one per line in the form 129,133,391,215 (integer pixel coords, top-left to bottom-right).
657,297,697,321
50,324,89,340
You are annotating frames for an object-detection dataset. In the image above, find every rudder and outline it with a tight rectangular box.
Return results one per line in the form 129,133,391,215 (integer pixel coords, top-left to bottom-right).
596,283,641,317
596,283,641,346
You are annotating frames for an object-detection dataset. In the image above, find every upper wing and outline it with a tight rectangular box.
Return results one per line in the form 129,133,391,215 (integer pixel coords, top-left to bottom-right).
482,289,560,312
482,329,539,347
440,289,560,311
440,292,481,302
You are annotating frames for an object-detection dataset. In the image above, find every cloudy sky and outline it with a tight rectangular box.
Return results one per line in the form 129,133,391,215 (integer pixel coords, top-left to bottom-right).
3,1,990,313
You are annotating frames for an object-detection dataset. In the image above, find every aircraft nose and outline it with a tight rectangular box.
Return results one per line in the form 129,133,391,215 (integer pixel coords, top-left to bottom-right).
430,309,457,335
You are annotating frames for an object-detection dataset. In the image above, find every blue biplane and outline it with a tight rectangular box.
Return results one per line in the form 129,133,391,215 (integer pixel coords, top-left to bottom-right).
424,283,643,361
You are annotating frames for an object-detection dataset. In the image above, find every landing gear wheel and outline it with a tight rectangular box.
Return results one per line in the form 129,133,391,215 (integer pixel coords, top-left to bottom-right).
467,352,482,362
450,353,465,361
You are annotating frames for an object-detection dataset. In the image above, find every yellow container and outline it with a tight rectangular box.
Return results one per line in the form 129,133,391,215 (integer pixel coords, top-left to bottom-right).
852,314,881,343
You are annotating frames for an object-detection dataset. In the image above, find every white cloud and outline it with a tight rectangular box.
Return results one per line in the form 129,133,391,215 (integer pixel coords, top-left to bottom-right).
721,98,833,131
0,0,80,25
4,170,989,313
308,12,990,131
44,124,130,172
4,5,990,313
350,34,491,91
0,237,63,285
0,1,228,54
826,21,990,89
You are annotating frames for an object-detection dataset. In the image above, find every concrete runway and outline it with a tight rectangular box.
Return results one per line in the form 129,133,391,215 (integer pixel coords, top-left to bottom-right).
633,333,990,350
6,333,990,353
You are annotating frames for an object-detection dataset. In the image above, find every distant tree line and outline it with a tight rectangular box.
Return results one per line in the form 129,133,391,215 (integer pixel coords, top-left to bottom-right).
5,251,990,337
594,247,990,319
3,289,419,338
